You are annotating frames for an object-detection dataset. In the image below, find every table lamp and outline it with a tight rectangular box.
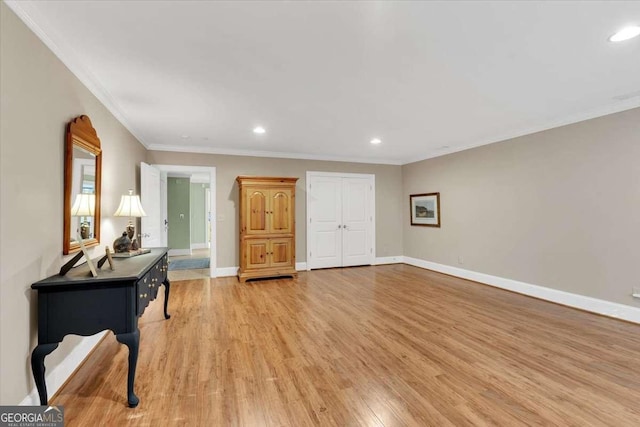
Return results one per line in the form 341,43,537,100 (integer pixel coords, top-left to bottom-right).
70,193,95,239
113,189,146,252
60,193,96,276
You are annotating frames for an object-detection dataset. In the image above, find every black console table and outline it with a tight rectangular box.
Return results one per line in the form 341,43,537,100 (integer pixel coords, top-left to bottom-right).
31,247,170,408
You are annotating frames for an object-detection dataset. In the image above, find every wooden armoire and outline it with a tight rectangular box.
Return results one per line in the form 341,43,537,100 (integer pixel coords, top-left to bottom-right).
236,176,298,282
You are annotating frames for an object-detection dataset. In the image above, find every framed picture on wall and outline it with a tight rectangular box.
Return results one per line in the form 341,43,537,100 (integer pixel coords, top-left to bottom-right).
410,193,440,227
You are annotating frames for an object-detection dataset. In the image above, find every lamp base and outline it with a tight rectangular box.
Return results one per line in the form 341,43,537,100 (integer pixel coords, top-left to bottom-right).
80,223,90,239
126,224,135,239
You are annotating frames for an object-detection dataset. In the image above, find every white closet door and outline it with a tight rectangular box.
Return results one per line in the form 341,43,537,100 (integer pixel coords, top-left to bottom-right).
307,172,375,270
342,177,372,267
308,176,342,269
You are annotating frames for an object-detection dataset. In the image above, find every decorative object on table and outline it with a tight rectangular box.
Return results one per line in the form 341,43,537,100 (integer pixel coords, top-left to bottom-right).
63,115,102,255
113,189,147,253
113,232,132,253
97,246,115,270
60,233,97,277
70,193,95,239
410,192,441,227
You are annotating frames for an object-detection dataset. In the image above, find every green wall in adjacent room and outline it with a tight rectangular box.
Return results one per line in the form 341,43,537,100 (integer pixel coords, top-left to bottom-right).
167,177,191,250
190,183,209,245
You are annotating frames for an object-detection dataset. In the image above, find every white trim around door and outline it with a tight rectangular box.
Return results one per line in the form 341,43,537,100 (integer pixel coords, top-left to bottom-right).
153,164,217,278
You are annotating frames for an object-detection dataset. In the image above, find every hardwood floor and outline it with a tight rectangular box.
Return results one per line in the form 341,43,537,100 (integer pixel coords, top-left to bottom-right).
53,264,640,426
167,248,210,281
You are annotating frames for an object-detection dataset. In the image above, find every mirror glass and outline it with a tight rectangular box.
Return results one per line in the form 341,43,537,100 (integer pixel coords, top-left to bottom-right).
64,115,102,254
69,146,97,244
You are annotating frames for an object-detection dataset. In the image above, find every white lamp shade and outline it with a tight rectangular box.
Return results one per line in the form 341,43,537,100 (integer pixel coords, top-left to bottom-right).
114,191,147,217
70,193,95,216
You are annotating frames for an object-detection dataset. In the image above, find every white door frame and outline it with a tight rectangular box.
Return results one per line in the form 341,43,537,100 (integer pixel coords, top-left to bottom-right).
154,164,217,278
306,171,375,270
140,162,162,248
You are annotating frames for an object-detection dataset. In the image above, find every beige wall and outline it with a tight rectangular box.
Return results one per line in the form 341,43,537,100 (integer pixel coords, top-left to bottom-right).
0,3,147,404
403,107,640,307
4,0,639,407
147,152,404,267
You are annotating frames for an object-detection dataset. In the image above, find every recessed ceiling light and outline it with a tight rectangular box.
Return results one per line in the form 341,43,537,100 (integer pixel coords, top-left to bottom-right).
609,26,640,42
181,135,190,139
253,126,266,134
370,138,382,145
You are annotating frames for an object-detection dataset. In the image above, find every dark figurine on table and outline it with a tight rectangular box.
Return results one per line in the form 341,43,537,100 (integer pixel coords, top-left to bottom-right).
113,232,131,253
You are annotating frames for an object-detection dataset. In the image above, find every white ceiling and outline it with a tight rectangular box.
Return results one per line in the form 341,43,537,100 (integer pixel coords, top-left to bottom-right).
7,1,640,165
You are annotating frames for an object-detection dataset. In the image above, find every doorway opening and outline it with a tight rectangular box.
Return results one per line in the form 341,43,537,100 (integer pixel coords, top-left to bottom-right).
141,163,216,279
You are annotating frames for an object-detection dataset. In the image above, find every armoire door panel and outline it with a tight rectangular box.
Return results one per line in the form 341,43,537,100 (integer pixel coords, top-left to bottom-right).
245,240,269,269
246,189,268,234
270,238,293,267
270,189,292,233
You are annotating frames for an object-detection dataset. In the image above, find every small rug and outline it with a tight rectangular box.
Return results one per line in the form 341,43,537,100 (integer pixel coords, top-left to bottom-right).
168,258,210,271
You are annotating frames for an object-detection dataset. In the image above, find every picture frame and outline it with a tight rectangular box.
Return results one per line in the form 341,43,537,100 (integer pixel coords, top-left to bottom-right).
77,234,98,277
98,246,116,270
410,192,441,227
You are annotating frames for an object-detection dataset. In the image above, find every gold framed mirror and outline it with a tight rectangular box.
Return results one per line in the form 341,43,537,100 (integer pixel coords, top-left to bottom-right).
63,115,102,254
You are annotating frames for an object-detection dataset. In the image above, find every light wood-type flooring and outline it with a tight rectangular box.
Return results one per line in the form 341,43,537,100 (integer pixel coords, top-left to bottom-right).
53,264,640,426
167,248,210,281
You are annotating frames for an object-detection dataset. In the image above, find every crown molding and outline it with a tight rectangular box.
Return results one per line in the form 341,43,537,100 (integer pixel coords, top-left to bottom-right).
152,97,639,166
4,1,151,149
7,1,639,166
403,98,640,165
147,144,404,165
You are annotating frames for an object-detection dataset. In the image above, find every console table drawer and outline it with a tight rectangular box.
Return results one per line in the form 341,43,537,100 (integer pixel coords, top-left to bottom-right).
136,256,167,315
137,272,152,315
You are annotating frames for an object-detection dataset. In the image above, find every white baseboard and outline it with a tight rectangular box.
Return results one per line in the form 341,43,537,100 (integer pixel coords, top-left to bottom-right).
216,266,238,277
190,243,209,250
168,249,191,257
20,332,108,405
375,256,403,265
403,256,640,324
295,262,307,271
